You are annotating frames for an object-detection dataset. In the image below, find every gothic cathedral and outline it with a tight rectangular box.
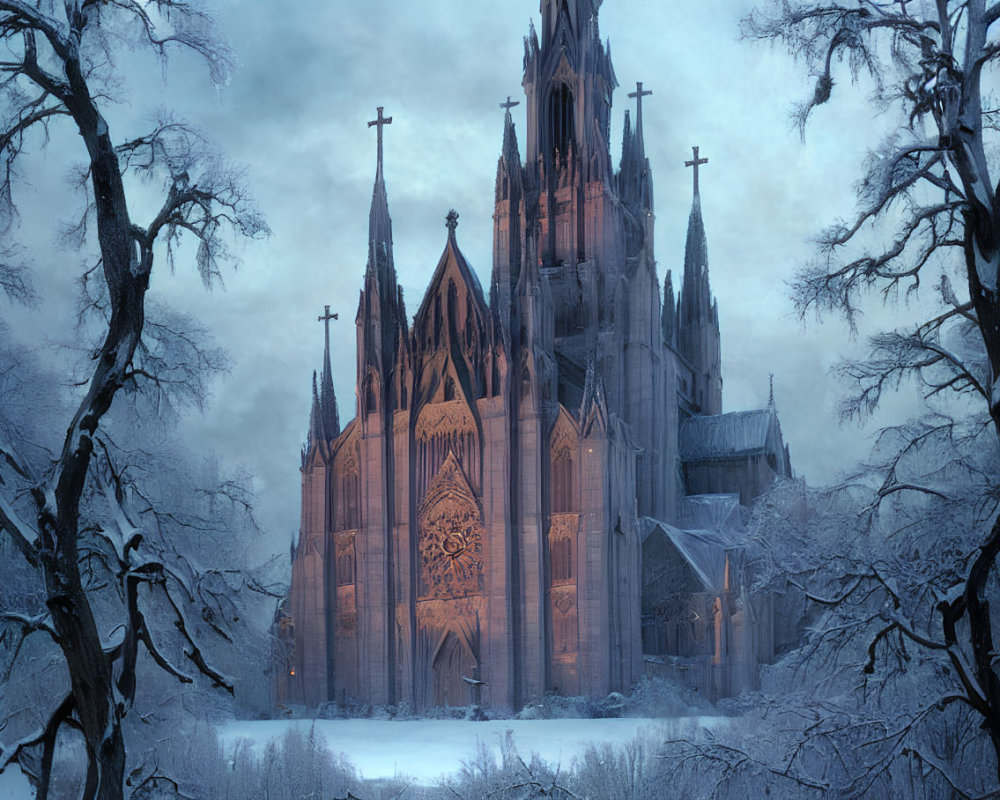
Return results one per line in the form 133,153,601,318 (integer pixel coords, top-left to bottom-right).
278,0,791,711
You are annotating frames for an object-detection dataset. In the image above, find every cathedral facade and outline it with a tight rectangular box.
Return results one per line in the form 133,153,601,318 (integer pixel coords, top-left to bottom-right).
278,0,790,711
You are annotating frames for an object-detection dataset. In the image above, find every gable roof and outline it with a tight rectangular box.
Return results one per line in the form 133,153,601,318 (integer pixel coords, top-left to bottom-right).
413,218,487,328
679,407,782,463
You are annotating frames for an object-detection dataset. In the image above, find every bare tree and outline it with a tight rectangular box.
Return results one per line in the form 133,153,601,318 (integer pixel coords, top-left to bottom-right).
0,2,266,798
741,0,1000,782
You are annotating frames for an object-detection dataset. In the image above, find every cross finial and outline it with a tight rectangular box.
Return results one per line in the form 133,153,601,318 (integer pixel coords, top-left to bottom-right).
445,209,459,234
318,304,339,340
628,81,652,128
768,373,775,407
500,95,520,112
367,106,393,174
684,145,708,197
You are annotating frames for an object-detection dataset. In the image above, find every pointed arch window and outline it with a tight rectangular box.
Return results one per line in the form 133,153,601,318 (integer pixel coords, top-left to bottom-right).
551,450,575,513
444,376,456,402
335,549,354,586
551,537,573,583
341,473,359,531
549,84,576,159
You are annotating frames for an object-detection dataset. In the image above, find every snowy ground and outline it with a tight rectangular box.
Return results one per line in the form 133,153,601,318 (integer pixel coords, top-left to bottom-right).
216,716,726,784
0,715,725,797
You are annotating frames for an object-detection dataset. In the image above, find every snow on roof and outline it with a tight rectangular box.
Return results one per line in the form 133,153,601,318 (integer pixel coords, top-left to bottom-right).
640,497,745,594
679,407,779,462
678,493,743,532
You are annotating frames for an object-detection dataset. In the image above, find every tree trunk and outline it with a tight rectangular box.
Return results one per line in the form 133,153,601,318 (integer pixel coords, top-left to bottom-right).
965,513,1000,783
32,50,149,800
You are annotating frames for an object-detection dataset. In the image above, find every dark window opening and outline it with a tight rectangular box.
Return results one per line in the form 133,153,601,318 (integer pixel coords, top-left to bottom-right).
551,455,575,513
549,84,576,159
336,551,354,586
342,474,359,530
552,537,573,583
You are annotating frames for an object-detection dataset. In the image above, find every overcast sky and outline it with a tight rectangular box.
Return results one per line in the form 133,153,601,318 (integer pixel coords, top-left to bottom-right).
5,0,950,545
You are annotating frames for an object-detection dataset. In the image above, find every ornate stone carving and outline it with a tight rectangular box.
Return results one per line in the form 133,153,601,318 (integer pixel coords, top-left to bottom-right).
334,530,356,556
335,424,360,475
415,399,477,442
418,451,484,599
336,609,356,635
416,596,486,634
550,407,578,460
551,585,575,615
549,513,579,543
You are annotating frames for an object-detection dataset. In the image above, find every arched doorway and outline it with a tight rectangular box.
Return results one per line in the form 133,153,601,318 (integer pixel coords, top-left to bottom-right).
433,631,476,707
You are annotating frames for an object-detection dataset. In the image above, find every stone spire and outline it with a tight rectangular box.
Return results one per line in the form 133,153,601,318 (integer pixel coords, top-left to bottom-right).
318,305,340,440
500,99,521,170
620,82,653,213
307,371,323,448
619,110,636,201
618,83,654,259
661,269,676,346
679,146,712,334
491,99,524,332
366,106,396,296
357,105,405,417
678,145,722,415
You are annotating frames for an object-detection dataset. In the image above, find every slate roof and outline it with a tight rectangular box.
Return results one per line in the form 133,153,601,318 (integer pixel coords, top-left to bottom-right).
679,407,779,462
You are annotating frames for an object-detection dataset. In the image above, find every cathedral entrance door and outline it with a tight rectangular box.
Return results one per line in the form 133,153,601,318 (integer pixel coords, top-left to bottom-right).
432,631,476,708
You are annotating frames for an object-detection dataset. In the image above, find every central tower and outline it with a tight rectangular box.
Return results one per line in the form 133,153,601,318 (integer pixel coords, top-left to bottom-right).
521,0,621,342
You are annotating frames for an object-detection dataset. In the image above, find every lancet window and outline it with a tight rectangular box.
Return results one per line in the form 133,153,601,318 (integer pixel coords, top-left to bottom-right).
340,473,359,531
551,537,573,583
549,84,575,159
335,550,354,586
551,452,575,513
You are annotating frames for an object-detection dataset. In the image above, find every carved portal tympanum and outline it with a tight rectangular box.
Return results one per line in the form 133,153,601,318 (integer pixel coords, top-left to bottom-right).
418,450,484,600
